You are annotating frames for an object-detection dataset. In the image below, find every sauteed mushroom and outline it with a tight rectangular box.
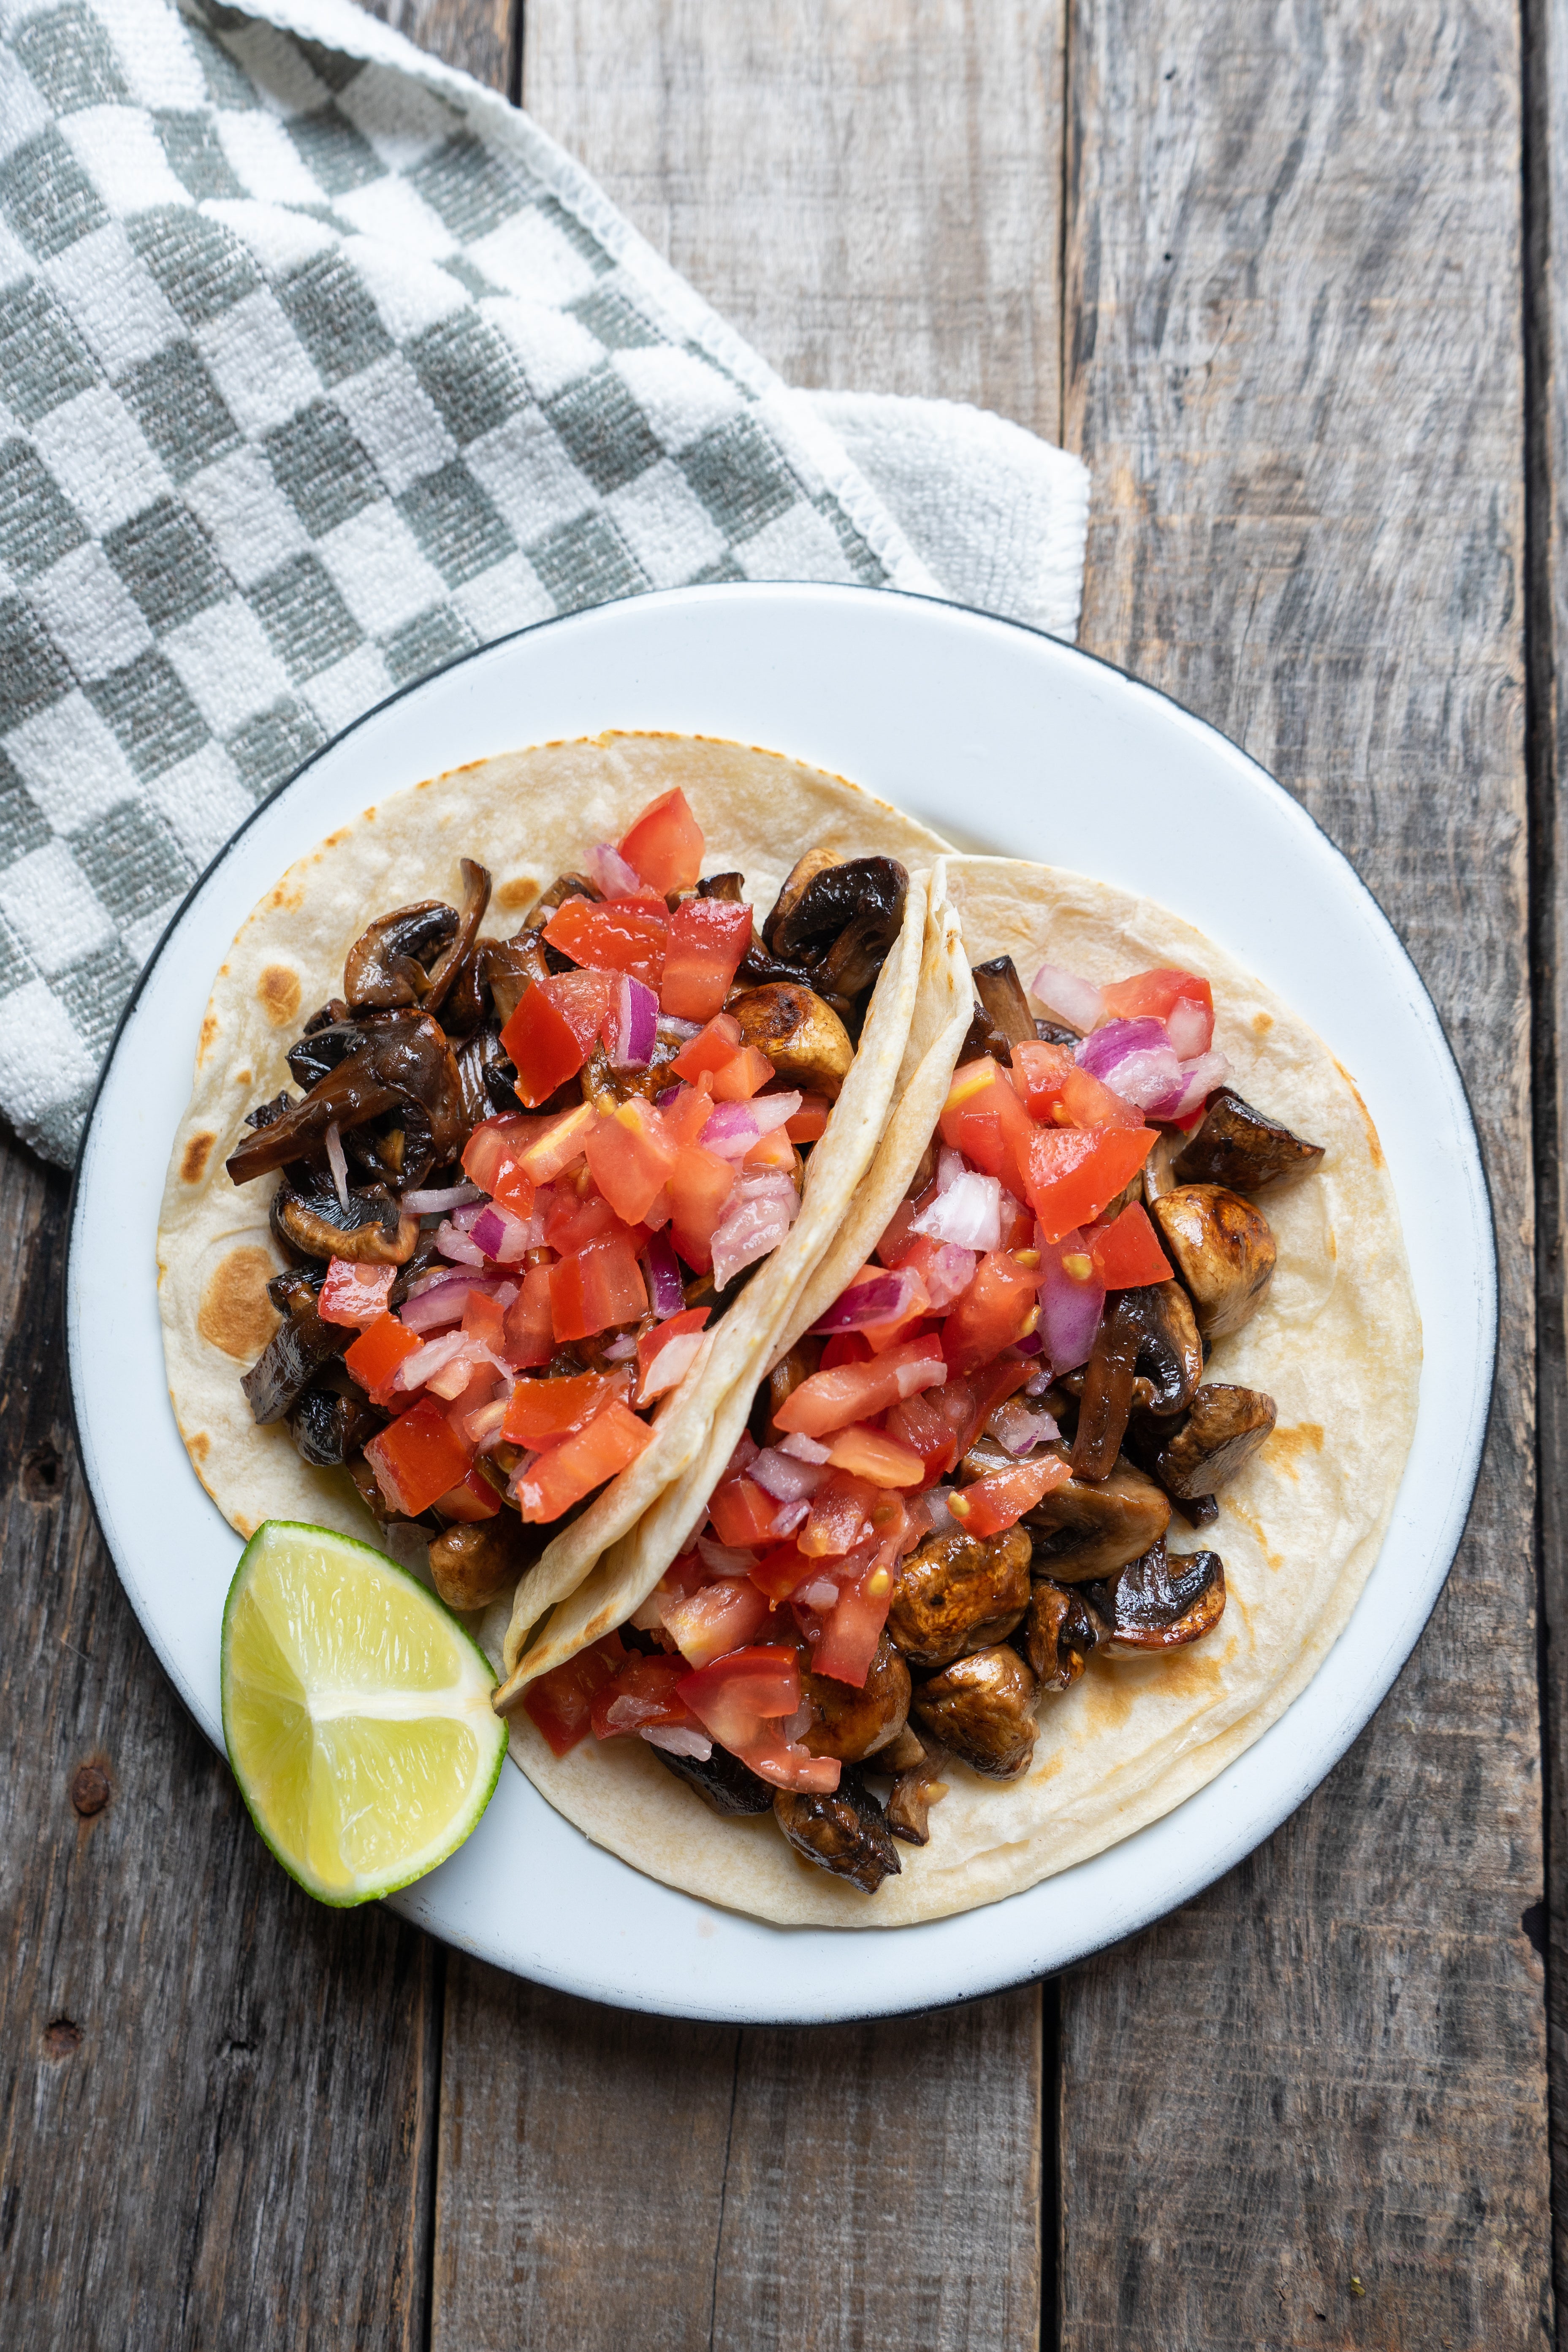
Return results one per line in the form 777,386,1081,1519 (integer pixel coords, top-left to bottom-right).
724,982,854,1098
428,1513,540,1611
758,1339,824,1445
1134,1383,1277,1501
1086,1541,1226,1650
696,870,746,902
1151,1185,1276,1338
241,1266,347,1424
912,1646,1039,1780
1069,1280,1204,1480
522,872,602,929
801,1632,911,1760
885,1731,951,1845
226,1016,466,1184
762,849,842,949
421,858,492,1027
1020,1581,1108,1690
288,1378,385,1468
773,1771,902,1892
971,955,1037,1049
1174,1087,1325,1192
343,900,458,1009
654,1742,776,1817
481,930,549,1028
1023,1453,1172,1581
271,1177,418,1265
887,1525,1032,1668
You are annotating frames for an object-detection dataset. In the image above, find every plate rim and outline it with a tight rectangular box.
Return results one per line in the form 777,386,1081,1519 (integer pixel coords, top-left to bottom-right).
63,579,1497,2021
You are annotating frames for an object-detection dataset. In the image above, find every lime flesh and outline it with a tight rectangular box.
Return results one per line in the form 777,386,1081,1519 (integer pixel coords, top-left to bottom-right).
221,1521,507,1905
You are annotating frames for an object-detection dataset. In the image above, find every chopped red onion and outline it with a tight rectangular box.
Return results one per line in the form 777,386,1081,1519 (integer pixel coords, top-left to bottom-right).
698,1535,756,1577
912,1170,1003,1251
401,1273,499,1332
987,1397,1060,1455
1038,1234,1105,1373
700,1101,762,1161
751,1447,828,1503
798,1576,840,1611
640,1329,707,1399
464,1396,511,1450
722,1430,759,1485
810,1264,924,1334
585,840,644,898
654,1084,684,1109
641,1724,713,1759
1032,960,1104,1033
452,1199,489,1231
746,1090,803,1137
605,973,659,1068
393,1328,468,1391
771,1499,811,1537
1025,1366,1054,1396
1076,1017,1185,1115
936,1146,966,1194
923,1241,977,1309
779,1431,831,1465
434,1219,488,1268
645,1230,686,1318
1165,996,1211,1059
1014,1327,1045,1356
402,1180,483,1214
600,1332,638,1361
470,1204,531,1264
325,1119,349,1209
914,1488,958,1538
711,1169,798,1289
662,1015,704,1039
1167,1049,1232,1120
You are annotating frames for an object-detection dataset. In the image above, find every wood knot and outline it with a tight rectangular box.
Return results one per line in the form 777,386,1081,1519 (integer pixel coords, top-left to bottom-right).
43,2018,82,2059
71,1763,111,1818
21,1440,62,1502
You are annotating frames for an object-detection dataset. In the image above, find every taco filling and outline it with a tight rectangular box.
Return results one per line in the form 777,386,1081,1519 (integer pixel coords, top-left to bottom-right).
515,948,1325,1895
222,784,909,1617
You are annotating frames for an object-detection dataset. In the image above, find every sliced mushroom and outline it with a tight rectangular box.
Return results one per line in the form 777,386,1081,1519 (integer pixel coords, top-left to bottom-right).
271,1178,418,1266
421,858,491,1024
961,1001,1013,1064
800,1632,912,1761
241,1267,348,1425
1020,1581,1109,1691
654,1742,776,1817
1142,1131,1180,1204
724,982,854,1099
972,956,1037,1049
481,930,549,1029
1135,1383,1278,1500
762,856,910,1019
1124,1282,1204,1414
773,1771,902,1892
887,1525,1033,1668
1023,1451,1172,1581
1069,1294,1142,1480
429,1513,542,1611
912,1646,1039,1780
696,870,746,903
759,1337,824,1444
1035,1017,1082,1045
885,1732,951,1845
762,848,841,949
521,872,602,930
1086,1541,1226,1650
287,1378,385,1468
227,1016,466,1185
1151,1185,1277,1339
344,900,458,1009
1174,1087,1326,1192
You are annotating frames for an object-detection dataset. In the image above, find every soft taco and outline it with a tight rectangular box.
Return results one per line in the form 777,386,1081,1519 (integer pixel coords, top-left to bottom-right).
158,734,947,1608
489,854,1421,1928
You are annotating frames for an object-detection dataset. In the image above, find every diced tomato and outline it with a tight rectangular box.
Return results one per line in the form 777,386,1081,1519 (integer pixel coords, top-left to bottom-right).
618,787,705,895
808,1549,898,1687
1065,1063,1145,1130
819,1330,872,1372
543,897,667,990
939,1058,1037,1196
635,1306,711,1406
941,1249,1040,1377
1023,1123,1156,1244
543,1183,617,1256
660,1079,716,1147
1010,1039,1076,1121
589,1651,694,1740
1089,1201,1173,1289
365,1394,473,1517
432,1465,502,1522
549,968,616,1055
774,1333,947,1438
318,1257,395,1328
709,1044,775,1102
884,1391,958,1484
660,1576,773,1668
1101,967,1214,1055
517,1101,597,1184
460,1287,507,1351
502,1263,554,1368
499,985,591,1109
949,1453,1071,1538
824,1424,925,1487
550,1231,648,1341
671,1013,743,1080
785,1095,832,1145
584,1096,678,1224
1015,1039,1139,1129
749,1540,817,1602
743,1126,798,1174
666,1144,736,1272
798,1470,880,1558
512,1397,654,1520
708,1474,780,1549
661,897,754,1021
675,1643,798,1748
461,1113,552,1216
345,1311,422,1395
523,1633,626,1757
502,1367,627,1447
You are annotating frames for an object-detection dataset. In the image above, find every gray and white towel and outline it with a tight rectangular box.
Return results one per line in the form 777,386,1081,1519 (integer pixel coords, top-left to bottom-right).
0,0,1089,1163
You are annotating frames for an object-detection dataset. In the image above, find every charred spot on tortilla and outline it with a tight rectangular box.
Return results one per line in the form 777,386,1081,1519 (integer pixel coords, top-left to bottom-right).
258,964,302,1026
180,1131,215,1185
197,1246,281,1362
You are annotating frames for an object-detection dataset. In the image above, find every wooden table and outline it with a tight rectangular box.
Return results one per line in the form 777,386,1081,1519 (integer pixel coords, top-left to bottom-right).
3,1,1557,2342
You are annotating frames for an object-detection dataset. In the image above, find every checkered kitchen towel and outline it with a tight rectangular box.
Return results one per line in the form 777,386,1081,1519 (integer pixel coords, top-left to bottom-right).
0,0,1089,1165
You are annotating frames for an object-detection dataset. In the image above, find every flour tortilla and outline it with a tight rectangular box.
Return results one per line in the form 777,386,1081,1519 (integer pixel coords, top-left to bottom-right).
158,733,948,1572
486,855,1422,1928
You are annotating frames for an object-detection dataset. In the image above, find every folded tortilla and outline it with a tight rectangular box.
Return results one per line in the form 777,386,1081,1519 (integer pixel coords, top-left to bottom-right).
486,854,1422,1927
158,733,947,1574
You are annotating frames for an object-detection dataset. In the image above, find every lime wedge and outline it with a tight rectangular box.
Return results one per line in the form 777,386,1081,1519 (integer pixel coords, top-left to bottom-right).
221,1521,507,1906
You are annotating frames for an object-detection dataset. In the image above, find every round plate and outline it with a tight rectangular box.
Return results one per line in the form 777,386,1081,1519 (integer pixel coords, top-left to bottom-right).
68,583,1493,2023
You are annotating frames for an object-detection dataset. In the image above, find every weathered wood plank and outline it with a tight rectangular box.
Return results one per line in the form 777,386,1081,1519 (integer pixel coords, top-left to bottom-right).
0,1141,441,2350
1062,2,1549,2344
521,0,1064,440
358,0,513,93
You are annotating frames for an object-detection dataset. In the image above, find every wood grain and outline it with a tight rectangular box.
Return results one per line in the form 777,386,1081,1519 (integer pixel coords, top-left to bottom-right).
521,0,1065,440
0,1139,441,2350
1062,1,1551,2344
357,0,513,93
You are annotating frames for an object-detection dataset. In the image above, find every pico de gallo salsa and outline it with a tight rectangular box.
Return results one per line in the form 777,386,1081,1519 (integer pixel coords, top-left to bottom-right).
521,944,1325,1893
226,789,909,1613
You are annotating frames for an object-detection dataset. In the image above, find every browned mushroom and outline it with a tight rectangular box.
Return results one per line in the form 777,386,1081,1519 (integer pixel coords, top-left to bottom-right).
773,1772,902,1892
696,870,746,902
759,1337,824,1444
287,1376,386,1468
762,848,841,949
343,900,458,1009
271,1177,419,1265
653,1742,776,1816
887,1524,1032,1668
428,1512,540,1611
761,855,909,1019
1069,1294,1142,1479
1020,1581,1108,1690
422,858,491,1028
241,1267,349,1424
481,929,549,1029
227,1016,466,1184
1173,1087,1325,1192
724,982,854,1098
1151,1185,1277,1338
521,872,602,931
972,956,1037,1048
912,1646,1039,1780
801,1632,911,1760
1135,1383,1278,1500
1023,1452,1172,1580
1086,1541,1226,1650
885,1732,951,1845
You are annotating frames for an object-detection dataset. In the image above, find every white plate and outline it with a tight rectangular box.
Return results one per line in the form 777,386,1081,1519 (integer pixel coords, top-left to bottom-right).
68,584,1493,2024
